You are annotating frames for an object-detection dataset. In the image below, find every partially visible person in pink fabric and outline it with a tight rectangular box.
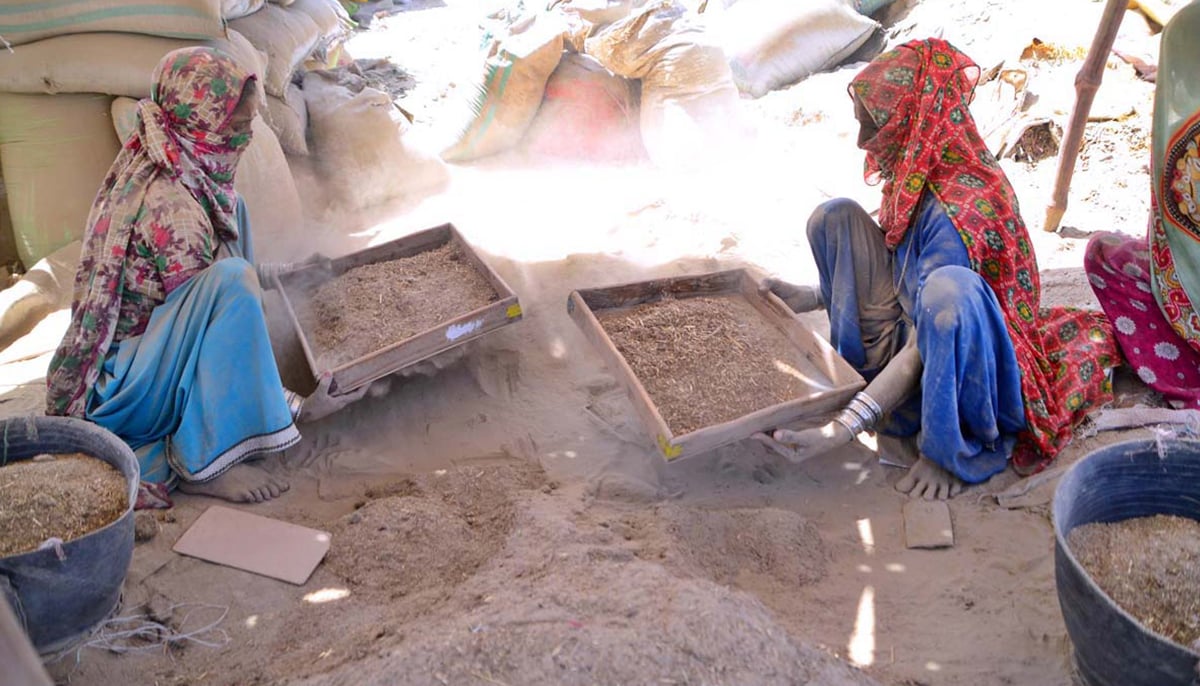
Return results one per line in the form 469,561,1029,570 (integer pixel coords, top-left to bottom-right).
1084,7,1200,408
1085,233,1200,409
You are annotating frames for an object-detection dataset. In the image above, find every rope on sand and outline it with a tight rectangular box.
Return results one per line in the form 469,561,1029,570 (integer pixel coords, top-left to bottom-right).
47,602,230,672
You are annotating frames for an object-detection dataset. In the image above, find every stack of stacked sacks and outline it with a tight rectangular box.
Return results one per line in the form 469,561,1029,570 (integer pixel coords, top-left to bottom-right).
0,0,352,350
582,0,747,169
442,0,891,168
231,0,447,216
0,0,354,275
436,1,642,165
298,67,450,213
699,0,890,98
228,0,356,157
438,3,644,165
438,0,747,169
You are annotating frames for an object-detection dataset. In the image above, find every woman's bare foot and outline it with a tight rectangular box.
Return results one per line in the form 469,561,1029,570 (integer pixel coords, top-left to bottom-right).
876,433,919,467
178,463,290,503
895,455,963,500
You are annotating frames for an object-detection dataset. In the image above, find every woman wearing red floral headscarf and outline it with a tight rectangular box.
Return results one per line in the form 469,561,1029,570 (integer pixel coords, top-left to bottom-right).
762,38,1118,499
46,47,364,507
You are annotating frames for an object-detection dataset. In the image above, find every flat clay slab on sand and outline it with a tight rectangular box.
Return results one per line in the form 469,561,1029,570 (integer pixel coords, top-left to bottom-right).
903,500,955,549
172,506,331,585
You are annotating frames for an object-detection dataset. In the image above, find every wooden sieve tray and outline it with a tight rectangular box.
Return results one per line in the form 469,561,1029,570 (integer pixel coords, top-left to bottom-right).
567,268,864,461
276,223,523,396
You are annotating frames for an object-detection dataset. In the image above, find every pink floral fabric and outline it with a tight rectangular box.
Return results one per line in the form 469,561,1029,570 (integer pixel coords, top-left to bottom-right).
46,47,257,417
1085,228,1200,408
1088,77,1200,407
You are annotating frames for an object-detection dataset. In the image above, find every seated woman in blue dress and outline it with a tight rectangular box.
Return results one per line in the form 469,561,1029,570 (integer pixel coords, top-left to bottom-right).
45,47,364,507
763,39,1118,499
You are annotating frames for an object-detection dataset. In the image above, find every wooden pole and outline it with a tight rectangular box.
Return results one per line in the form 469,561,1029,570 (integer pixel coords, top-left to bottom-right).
1044,0,1128,232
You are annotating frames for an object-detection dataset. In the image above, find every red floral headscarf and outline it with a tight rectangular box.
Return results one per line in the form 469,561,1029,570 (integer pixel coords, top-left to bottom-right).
46,47,257,417
850,39,1118,473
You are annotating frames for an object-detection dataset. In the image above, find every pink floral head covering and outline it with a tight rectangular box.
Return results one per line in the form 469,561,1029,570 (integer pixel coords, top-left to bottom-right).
46,47,257,417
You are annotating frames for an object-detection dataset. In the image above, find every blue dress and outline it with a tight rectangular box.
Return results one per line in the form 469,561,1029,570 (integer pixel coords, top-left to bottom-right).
85,198,299,485
809,194,1026,483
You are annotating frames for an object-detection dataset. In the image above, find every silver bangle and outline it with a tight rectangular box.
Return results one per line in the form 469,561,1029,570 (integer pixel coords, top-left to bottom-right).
833,412,864,436
851,392,883,423
835,392,883,436
283,388,304,422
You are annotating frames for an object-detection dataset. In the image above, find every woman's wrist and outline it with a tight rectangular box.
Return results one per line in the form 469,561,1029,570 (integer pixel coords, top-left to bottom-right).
833,392,883,436
283,388,304,422
824,419,857,445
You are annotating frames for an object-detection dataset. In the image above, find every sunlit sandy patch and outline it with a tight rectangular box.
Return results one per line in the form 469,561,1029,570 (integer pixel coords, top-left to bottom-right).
856,517,875,555
848,585,876,667
304,588,351,604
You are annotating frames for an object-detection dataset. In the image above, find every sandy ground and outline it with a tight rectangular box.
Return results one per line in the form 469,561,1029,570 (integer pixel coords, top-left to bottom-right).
0,0,1188,684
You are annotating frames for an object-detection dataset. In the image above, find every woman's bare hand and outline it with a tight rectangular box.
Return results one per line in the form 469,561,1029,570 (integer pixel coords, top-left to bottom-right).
298,373,370,423
753,421,853,464
760,277,824,313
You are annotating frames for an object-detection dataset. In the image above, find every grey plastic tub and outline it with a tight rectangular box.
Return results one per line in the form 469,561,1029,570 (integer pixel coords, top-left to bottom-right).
0,415,138,654
1053,438,1200,686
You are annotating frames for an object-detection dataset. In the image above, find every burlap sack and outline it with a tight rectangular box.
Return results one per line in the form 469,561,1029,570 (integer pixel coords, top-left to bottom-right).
8,98,290,272
304,71,448,211
217,29,271,84
715,0,878,98
586,0,742,168
441,11,566,162
0,241,79,353
0,169,16,271
522,53,643,161
0,31,266,99
289,0,351,38
586,0,729,89
229,3,321,97
0,93,120,267
291,0,353,67
237,117,306,260
265,84,310,156
549,0,641,29
0,0,224,47
223,0,266,19
111,97,139,144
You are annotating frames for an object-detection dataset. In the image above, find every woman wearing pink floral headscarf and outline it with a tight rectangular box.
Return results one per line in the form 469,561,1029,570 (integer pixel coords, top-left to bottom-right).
46,47,361,507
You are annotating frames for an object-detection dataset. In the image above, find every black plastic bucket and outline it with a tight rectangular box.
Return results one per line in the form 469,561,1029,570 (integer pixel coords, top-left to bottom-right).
1053,438,1200,686
0,416,138,654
